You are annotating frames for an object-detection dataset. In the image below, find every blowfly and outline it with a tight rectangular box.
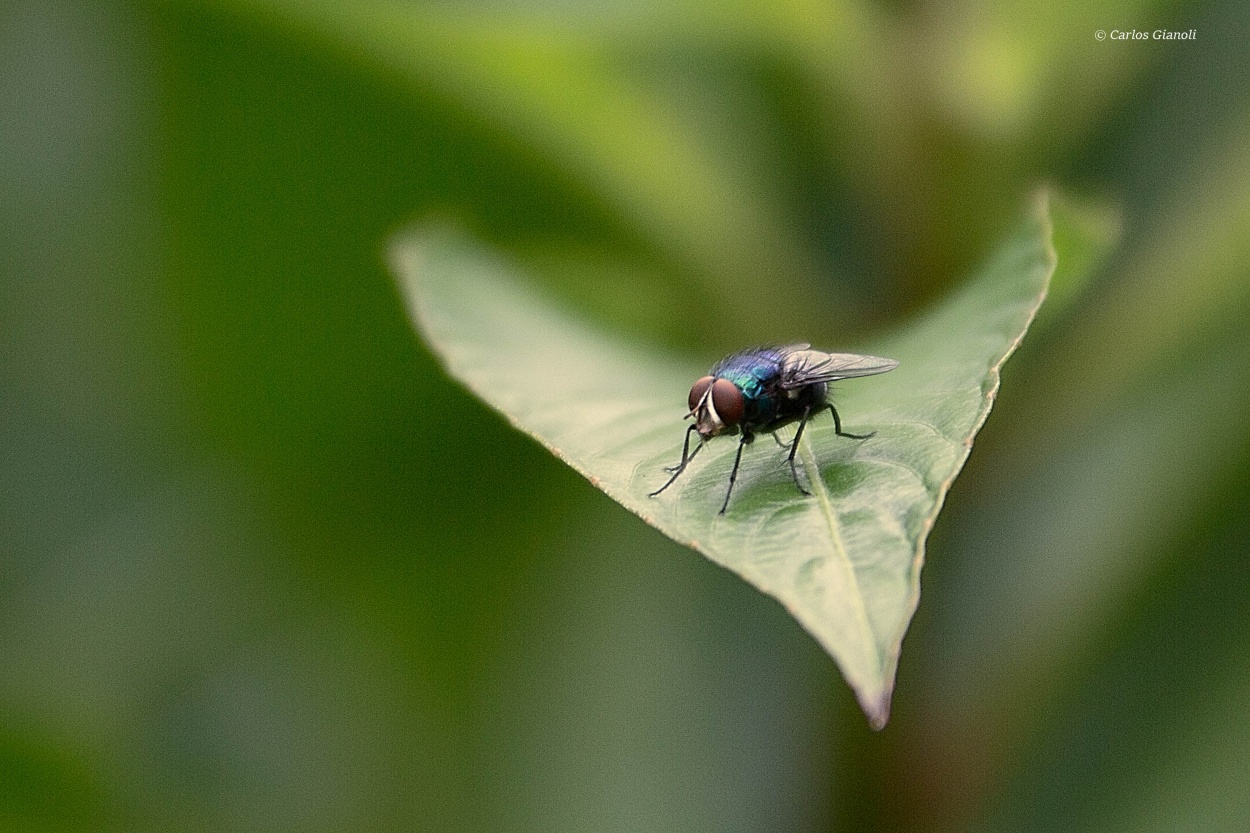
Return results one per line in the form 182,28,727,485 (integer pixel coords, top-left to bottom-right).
649,344,898,514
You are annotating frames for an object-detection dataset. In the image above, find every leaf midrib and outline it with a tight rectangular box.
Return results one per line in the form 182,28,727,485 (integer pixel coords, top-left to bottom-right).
797,434,881,672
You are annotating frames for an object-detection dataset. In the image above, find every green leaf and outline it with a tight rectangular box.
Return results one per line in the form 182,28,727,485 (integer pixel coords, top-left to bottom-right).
390,192,1058,728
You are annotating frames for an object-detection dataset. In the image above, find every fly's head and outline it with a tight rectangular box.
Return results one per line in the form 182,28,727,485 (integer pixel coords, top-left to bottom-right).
687,375,745,439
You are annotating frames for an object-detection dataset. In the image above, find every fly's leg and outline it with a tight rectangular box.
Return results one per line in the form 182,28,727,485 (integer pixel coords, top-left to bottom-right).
829,403,875,440
719,432,753,514
786,407,813,496
663,423,700,473
771,432,792,450
650,424,703,496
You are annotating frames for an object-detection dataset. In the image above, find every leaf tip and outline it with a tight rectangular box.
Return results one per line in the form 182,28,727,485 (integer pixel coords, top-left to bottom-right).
863,689,893,731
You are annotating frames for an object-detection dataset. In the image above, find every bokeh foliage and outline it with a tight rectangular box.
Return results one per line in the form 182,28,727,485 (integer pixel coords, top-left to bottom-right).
2,0,1249,831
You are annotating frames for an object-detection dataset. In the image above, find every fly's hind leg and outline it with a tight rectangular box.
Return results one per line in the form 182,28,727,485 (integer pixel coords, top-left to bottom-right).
828,403,875,440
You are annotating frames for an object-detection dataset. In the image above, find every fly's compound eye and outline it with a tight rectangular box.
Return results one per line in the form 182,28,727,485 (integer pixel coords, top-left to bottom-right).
688,376,715,413
710,378,745,426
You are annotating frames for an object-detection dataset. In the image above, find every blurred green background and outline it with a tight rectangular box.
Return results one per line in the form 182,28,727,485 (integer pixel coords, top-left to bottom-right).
3,0,1249,830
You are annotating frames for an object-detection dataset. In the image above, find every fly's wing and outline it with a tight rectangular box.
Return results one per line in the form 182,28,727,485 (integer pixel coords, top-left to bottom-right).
778,348,899,389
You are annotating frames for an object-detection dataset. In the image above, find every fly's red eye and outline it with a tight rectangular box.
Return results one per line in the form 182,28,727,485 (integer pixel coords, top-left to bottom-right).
688,376,714,412
711,379,744,426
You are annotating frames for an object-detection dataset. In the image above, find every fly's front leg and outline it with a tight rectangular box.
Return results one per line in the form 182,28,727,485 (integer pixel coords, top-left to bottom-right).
829,403,875,440
663,423,701,473
650,424,703,497
719,431,753,514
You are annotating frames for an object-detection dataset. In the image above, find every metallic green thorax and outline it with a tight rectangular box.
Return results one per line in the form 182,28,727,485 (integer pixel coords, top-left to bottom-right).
710,347,790,428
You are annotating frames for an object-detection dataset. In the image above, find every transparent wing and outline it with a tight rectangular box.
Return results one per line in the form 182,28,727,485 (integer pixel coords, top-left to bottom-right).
779,349,899,389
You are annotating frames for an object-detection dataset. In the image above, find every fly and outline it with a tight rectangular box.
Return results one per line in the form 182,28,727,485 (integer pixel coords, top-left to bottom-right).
649,344,898,514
